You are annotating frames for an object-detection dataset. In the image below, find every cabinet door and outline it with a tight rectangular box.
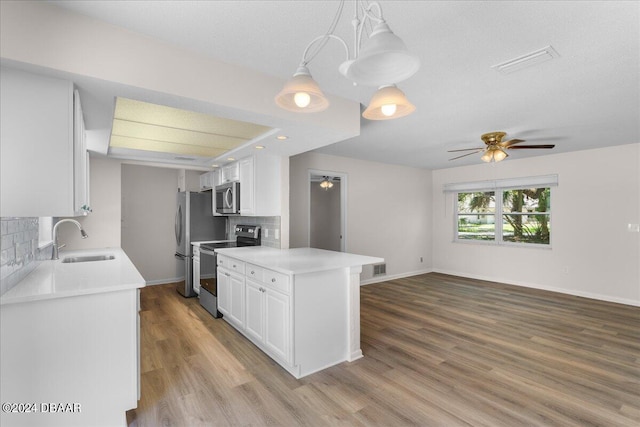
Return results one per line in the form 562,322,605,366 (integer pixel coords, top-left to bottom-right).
217,269,231,316
264,288,290,363
228,273,245,328
193,253,201,295
245,279,264,342
239,157,254,215
73,89,88,215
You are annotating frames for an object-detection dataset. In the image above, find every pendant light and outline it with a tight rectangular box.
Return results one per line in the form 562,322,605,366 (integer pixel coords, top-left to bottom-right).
275,1,419,120
274,65,330,113
362,85,415,120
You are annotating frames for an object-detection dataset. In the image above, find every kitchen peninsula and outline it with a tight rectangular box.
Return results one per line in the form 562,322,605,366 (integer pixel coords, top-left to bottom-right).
215,246,383,378
0,248,145,427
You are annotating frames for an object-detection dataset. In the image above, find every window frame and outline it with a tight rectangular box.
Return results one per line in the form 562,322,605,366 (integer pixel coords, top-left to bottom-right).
454,187,553,248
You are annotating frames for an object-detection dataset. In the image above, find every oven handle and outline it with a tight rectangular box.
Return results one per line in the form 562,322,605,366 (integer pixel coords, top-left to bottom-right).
200,248,217,256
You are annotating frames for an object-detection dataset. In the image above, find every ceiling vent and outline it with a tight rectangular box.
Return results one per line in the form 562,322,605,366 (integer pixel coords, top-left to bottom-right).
492,45,560,74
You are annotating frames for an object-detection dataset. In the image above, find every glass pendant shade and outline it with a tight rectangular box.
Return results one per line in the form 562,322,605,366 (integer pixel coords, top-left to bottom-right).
362,85,415,120
275,65,329,113
481,146,508,162
340,22,420,86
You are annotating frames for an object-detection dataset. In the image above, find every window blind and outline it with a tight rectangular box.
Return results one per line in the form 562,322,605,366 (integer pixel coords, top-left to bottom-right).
443,174,558,193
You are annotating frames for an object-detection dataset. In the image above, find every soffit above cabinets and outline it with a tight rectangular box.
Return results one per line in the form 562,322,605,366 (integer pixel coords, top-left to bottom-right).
109,97,274,160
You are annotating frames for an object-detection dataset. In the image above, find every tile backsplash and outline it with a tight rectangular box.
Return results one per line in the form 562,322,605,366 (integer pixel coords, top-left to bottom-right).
228,216,281,248
0,217,49,295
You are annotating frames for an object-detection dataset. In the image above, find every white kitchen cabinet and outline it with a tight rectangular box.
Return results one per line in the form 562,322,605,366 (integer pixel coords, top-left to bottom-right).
0,289,140,427
238,154,281,216
192,245,201,295
217,255,245,329
221,162,239,183
199,171,214,191
0,66,90,217
245,270,291,363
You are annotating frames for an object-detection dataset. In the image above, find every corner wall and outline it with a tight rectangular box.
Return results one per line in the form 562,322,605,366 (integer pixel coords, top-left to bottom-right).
290,152,433,283
431,143,640,306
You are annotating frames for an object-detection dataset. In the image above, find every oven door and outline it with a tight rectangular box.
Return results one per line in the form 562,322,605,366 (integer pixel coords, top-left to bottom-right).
199,248,222,318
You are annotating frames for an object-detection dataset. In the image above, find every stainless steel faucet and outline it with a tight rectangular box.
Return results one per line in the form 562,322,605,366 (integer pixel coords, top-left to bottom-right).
52,219,88,260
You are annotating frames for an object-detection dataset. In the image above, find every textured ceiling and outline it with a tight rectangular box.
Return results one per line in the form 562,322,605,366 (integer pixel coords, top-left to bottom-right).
48,0,639,170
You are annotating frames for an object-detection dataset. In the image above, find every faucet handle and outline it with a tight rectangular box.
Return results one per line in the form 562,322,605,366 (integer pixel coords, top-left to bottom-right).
58,244,66,250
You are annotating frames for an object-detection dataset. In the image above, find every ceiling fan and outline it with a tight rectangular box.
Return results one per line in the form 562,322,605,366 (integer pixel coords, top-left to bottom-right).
448,131,555,162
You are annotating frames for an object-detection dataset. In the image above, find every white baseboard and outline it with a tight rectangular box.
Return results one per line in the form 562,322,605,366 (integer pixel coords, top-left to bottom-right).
431,268,640,307
360,268,433,286
144,276,183,286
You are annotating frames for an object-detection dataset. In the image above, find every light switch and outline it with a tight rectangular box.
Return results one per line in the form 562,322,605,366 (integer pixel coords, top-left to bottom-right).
628,224,640,233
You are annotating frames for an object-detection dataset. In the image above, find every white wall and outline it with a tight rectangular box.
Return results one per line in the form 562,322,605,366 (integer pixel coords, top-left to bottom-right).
58,155,121,250
290,152,433,283
121,164,181,284
432,143,640,306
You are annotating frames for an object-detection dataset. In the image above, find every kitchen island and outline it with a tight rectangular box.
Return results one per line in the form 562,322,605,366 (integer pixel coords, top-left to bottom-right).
214,246,383,378
0,248,145,427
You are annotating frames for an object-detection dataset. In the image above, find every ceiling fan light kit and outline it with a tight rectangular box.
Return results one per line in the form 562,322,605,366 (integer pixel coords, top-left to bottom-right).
275,0,419,120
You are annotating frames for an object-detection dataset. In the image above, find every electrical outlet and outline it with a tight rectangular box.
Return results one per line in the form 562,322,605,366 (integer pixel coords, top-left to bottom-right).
275,229,280,240
264,228,269,238
628,223,640,233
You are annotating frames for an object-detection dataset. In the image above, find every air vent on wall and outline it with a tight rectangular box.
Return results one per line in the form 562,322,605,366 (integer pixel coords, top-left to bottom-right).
174,157,196,161
373,263,386,276
492,45,560,74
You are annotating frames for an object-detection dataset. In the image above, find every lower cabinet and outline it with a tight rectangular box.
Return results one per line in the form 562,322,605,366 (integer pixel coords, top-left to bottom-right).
217,266,245,329
245,277,290,363
0,289,139,427
217,253,353,379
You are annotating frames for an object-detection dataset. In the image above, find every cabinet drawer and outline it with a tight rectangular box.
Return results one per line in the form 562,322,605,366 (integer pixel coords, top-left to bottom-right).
264,269,290,294
246,263,264,282
217,255,245,274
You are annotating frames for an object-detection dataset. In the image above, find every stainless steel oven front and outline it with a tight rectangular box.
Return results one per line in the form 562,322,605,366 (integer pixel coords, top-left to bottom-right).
198,247,222,318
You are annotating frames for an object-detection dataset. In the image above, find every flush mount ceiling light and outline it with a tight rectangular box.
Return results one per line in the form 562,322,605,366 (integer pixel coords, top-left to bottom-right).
275,0,419,120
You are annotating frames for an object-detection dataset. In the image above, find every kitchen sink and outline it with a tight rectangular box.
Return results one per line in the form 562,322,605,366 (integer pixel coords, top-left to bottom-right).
61,255,115,263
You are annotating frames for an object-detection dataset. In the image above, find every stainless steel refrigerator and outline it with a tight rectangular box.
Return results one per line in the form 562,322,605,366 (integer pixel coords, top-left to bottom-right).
175,191,226,297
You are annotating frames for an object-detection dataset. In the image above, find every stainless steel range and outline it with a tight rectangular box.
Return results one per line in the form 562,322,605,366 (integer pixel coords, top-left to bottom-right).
198,225,261,318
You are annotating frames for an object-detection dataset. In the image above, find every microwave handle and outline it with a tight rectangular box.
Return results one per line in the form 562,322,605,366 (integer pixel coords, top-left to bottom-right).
225,187,232,208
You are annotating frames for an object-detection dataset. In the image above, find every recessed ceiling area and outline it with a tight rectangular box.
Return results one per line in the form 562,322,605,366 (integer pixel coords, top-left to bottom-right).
109,97,273,160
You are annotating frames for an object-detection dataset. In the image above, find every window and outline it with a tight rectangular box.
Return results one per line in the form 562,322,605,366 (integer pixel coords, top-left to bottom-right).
446,175,557,247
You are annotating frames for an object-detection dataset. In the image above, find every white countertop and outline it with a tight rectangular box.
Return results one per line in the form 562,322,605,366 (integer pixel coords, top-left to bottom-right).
0,247,145,305
215,247,384,275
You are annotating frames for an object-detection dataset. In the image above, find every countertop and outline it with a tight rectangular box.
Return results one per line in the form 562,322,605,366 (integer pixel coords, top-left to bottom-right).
215,247,384,275
0,247,145,305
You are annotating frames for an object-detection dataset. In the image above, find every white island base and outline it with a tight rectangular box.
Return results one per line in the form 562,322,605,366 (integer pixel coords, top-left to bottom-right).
215,247,383,379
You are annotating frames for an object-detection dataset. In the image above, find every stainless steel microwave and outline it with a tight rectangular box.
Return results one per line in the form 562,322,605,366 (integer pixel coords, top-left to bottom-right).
215,181,240,215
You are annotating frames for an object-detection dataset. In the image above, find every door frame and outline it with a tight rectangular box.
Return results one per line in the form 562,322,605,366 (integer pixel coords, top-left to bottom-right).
307,169,347,252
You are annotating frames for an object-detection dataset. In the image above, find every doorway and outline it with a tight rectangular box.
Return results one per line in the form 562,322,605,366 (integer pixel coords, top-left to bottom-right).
308,170,346,252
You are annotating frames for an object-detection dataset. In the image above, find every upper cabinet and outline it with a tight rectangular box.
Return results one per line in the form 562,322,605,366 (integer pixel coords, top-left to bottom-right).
199,171,215,191
239,154,281,217
1,67,89,217
221,162,239,184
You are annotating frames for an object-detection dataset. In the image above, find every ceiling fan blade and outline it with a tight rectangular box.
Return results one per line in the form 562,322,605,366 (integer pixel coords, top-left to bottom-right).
447,147,484,152
507,144,555,149
499,138,525,148
449,150,483,160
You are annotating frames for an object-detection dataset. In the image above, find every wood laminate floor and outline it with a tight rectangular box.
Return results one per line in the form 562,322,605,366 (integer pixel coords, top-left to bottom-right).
126,273,640,426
